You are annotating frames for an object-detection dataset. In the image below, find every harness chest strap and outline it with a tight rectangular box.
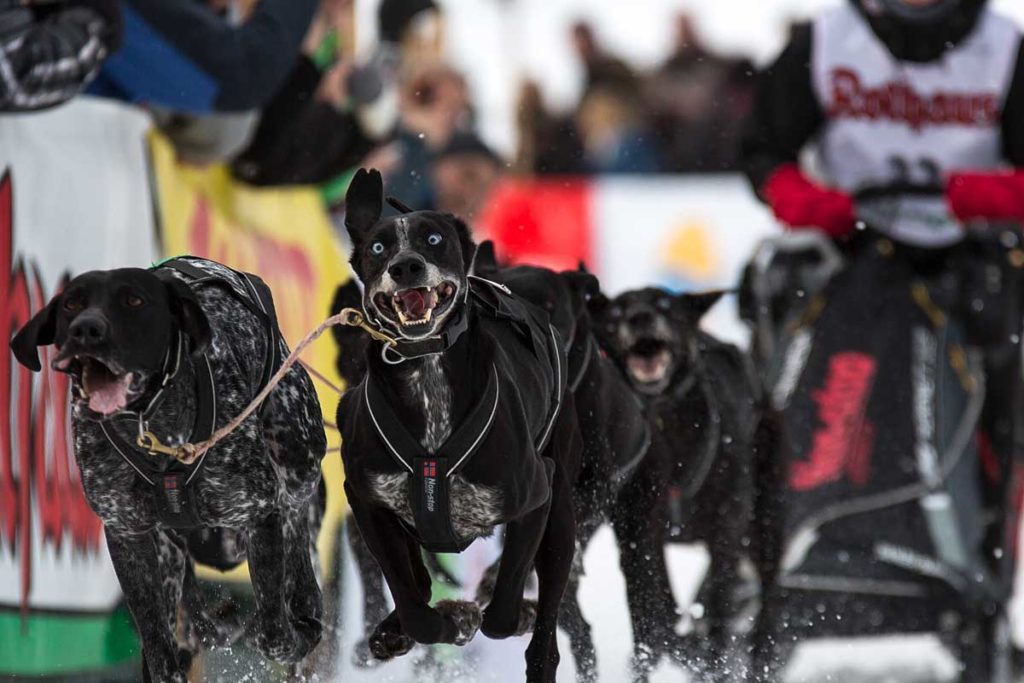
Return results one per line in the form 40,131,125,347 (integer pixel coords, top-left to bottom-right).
653,364,722,499
99,346,217,529
364,364,502,553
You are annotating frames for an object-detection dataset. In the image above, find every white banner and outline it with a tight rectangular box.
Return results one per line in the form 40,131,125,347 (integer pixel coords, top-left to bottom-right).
0,96,156,613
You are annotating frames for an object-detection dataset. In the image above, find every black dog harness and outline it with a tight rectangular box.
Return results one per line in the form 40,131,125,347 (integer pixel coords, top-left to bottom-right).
98,257,283,529
361,278,566,553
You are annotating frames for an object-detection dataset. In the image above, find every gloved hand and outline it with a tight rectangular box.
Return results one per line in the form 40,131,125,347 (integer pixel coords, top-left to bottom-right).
947,170,1024,223
762,163,855,238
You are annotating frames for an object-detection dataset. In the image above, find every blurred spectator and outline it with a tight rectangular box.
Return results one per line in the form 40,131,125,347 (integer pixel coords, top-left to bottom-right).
380,0,443,66
646,13,756,172
514,80,584,175
385,63,474,209
430,131,503,221
570,20,637,98
576,84,659,174
0,0,122,111
231,0,380,186
89,0,318,113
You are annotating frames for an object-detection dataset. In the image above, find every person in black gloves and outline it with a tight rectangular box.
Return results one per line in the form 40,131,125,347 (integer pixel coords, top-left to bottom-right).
742,3,1024,676
0,0,122,111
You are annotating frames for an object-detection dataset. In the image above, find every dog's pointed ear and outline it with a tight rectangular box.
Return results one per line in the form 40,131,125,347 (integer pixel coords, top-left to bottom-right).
587,289,611,319
164,278,211,356
578,261,590,274
345,168,384,246
676,290,727,322
473,240,499,275
562,270,600,301
10,295,61,372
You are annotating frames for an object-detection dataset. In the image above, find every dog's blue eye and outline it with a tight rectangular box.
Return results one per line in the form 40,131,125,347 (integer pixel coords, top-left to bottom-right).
657,299,671,311
370,242,385,255
428,233,442,246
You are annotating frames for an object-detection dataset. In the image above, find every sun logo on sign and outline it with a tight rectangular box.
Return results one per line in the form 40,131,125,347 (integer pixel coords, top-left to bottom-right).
659,220,719,289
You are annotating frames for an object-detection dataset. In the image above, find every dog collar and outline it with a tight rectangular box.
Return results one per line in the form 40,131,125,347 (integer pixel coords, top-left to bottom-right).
376,305,472,364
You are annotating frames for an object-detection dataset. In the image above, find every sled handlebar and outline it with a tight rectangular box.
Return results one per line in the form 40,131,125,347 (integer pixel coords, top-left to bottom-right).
852,183,945,202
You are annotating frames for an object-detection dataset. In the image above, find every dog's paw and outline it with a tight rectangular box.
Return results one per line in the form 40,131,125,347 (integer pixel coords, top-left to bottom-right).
253,625,301,664
369,623,415,661
435,599,482,646
289,614,323,662
351,638,386,668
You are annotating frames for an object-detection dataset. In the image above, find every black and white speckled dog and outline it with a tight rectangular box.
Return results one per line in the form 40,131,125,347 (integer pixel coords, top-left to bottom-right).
337,169,582,683
10,257,326,683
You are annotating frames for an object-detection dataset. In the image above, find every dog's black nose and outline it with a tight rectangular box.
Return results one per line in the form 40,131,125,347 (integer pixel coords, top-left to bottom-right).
68,313,109,346
388,258,426,286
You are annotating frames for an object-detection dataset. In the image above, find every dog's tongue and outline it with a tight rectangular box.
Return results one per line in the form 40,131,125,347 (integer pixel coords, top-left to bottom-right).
84,365,133,415
398,289,428,318
628,350,670,383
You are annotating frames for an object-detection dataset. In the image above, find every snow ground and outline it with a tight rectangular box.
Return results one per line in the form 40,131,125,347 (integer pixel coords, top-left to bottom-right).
329,525,968,682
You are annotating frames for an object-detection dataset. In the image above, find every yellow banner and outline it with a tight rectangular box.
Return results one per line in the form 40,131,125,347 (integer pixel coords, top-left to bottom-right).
149,132,348,579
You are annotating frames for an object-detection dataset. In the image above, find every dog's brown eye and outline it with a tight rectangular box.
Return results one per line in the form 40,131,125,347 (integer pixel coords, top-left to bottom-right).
126,294,144,308
63,298,83,313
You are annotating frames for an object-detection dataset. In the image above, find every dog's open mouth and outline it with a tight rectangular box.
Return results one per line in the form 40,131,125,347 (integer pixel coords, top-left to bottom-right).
375,282,457,328
626,338,673,387
53,353,135,416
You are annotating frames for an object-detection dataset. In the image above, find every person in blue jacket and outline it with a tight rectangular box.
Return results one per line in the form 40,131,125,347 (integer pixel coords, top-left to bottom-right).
89,0,319,114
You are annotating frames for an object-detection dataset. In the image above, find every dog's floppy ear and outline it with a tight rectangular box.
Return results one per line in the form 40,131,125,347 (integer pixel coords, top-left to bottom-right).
473,240,499,275
10,294,62,372
331,278,363,313
675,290,727,322
345,168,384,246
165,278,211,356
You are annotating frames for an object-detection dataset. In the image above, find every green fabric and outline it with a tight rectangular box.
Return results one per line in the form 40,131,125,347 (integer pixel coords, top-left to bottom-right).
312,31,341,71
0,606,139,675
151,254,188,268
320,167,358,207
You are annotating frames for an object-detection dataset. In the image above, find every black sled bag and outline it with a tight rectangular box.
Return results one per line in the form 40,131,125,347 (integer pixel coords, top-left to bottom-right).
768,242,988,597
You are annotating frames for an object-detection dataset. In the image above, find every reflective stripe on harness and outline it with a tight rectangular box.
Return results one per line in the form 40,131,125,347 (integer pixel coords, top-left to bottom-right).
364,364,502,553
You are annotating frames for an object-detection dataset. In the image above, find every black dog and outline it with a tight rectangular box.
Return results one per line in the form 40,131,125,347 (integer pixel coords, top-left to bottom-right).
473,249,683,682
10,258,326,683
591,287,759,679
332,274,469,670
336,169,582,682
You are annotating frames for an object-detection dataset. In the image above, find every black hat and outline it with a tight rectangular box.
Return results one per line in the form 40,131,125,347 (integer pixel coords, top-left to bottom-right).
852,0,988,62
378,0,439,44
